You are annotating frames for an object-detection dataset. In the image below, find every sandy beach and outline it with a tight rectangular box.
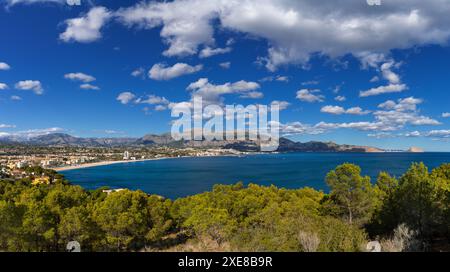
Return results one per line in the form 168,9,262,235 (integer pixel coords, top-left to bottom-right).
52,158,169,172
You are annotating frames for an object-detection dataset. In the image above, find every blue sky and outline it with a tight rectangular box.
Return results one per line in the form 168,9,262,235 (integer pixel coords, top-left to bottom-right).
0,0,450,151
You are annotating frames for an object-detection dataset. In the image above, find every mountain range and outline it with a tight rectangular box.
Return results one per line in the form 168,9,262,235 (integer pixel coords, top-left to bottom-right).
0,133,386,153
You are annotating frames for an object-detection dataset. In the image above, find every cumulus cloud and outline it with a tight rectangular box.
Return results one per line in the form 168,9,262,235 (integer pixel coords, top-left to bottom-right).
286,96,440,136
115,0,450,70
320,105,345,115
149,63,202,80
360,83,408,97
301,80,319,86
271,100,290,111
154,105,167,111
346,107,371,115
369,97,441,129
15,80,43,95
367,132,394,139
321,105,370,115
0,124,16,128
116,91,136,104
10,95,22,101
378,97,423,112
4,0,65,6
334,95,346,102
64,72,96,82
117,1,217,57
240,91,264,99
131,67,145,78
0,83,8,90
187,78,260,105
135,95,170,105
279,122,326,136
370,76,380,83
219,62,231,69
80,83,100,90
402,130,450,139
442,112,450,118
296,89,324,103
260,75,290,83
0,62,11,70
360,59,408,97
60,7,112,43
199,46,232,58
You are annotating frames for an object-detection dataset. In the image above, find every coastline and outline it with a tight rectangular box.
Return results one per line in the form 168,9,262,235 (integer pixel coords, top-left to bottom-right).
52,154,246,172
52,158,169,172
52,151,434,172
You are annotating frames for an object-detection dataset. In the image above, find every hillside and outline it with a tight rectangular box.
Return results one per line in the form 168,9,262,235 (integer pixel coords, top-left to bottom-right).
0,133,384,153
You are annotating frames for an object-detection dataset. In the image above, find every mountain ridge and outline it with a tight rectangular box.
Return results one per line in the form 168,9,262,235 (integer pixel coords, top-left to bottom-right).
0,133,385,152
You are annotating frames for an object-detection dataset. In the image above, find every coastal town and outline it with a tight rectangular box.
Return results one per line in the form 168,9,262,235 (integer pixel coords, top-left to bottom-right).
0,145,245,179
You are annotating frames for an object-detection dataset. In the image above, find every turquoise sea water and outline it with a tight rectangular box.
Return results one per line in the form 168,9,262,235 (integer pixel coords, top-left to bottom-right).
61,152,450,199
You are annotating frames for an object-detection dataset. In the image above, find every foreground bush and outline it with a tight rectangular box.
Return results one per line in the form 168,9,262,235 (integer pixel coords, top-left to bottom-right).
0,162,449,252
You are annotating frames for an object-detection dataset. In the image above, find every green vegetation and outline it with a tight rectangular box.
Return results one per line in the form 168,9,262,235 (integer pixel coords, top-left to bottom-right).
0,163,449,252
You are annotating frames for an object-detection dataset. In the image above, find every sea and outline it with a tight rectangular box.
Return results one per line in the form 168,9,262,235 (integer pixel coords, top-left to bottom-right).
61,152,450,199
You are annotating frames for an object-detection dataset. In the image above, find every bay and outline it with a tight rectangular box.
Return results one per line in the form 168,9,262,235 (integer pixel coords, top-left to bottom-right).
61,152,450,199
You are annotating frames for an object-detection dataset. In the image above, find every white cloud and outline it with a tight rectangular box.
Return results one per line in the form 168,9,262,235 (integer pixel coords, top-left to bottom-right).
116,91,136,104
275,76,289,82
135,95,170,105
378,97,423,112
271,100,290,111
60,7,112,43
346,107,371,115
360,83,408,97
368,132,394,139
0,124,16,128
80,83,100,90
442,112,450,118
334,95,346,102
259,75,289,83
0,83,8,90
315,121,393,132
279,122,325,136
370,76,379,83
301,80,319,86
131,67,145,78
10,95,22,101
402,130,450,139
321,105,370,115
14,80,43,95
64,72,96,82
321,105,345,115
154,105,167,111
149,63,202,81
381,61,401,84
0,62,11,70
404,131,422,137
287,95,441,135
186,78,260,105
199,46,232,58
117,1,217,57
116,0,450,70
219,62,231,69
5,0,64,6
360,59,408,97
372,97,440,128
296,89,324,103
426,130,450,138
240,91,264,99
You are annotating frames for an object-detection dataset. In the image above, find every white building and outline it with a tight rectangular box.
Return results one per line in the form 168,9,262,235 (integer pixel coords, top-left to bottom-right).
123,151,130,160
16,161,28,169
